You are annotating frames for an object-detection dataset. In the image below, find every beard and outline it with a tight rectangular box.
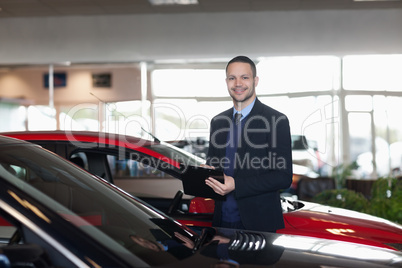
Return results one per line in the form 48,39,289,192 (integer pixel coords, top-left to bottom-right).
229,85,256,108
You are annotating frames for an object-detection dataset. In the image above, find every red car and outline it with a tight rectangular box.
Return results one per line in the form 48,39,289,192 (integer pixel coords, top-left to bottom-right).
3,134,402,267
3,130,402,252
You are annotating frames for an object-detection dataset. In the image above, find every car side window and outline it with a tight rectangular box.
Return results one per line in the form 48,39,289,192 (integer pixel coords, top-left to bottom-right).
69,152,88,170
104,154,184,201
1,164,27,181
68,151,183,201
106,155,167,178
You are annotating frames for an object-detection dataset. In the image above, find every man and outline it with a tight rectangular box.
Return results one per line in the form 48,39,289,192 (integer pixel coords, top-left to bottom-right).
204,55,293,232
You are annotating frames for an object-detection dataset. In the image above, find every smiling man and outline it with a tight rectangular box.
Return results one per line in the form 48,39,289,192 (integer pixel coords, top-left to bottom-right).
204,55,293,232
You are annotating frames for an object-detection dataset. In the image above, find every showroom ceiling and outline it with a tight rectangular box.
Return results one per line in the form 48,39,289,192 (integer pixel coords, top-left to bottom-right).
0,0,401,18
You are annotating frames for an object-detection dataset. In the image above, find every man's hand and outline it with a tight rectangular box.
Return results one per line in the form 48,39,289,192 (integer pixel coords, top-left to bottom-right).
205,174,235,196
200,164,215,169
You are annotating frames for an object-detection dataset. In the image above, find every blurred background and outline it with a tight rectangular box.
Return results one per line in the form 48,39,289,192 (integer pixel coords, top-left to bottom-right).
2,0,402,180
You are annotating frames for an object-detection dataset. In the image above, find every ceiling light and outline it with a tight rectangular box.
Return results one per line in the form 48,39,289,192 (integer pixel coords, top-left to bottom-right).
148,0,198,5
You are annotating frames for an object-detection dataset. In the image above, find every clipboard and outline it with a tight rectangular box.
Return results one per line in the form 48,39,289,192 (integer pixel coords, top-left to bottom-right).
181,166,226,200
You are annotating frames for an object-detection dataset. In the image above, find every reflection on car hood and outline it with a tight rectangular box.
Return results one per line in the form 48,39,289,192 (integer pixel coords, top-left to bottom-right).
292,200,402,232
199,227,402,267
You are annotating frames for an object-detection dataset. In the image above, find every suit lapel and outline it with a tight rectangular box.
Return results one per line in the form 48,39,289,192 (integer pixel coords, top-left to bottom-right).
213,109,233,158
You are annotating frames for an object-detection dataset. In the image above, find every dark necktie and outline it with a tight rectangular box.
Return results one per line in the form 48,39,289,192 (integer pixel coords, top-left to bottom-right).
235,112,242,125
221,112,243,223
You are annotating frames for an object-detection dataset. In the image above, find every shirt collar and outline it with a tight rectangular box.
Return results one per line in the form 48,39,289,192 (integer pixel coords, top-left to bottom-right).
233,98,256,120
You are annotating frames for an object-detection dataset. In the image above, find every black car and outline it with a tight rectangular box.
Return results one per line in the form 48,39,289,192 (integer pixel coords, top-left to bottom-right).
0,135,402,267
2,131,402,253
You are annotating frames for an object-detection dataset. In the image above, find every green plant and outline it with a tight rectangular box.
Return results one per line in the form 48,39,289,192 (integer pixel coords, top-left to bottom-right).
312,188,369,212
367,177,402,223
312,177,402,224
332,161,359,189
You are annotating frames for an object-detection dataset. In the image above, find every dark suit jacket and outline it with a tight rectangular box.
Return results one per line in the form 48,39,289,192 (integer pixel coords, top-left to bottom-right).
206,98,293,232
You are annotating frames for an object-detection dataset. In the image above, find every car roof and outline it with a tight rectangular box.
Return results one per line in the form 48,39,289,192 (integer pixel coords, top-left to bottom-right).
0,134,36,145
1,130,185,168
1,130,153,146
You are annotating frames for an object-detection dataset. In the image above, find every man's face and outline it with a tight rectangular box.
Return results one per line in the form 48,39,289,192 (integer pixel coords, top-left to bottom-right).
226,62,258,109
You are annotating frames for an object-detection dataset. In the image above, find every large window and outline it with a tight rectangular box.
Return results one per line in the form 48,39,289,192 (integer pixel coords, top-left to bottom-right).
2,54,402,179
0,103,26,132
152,99,231,141
152,69,227,97
148,55,402,178
151,68,231,141
59,100,151,137
256,56,341,94
342,55,402,177
28,106,56,131
260,95,339,176
343,55,402,91
60,104,99,131
104,100,151,137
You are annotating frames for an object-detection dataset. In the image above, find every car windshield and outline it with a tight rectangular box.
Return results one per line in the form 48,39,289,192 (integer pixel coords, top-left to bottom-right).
0,142,200,266
145,140,206,167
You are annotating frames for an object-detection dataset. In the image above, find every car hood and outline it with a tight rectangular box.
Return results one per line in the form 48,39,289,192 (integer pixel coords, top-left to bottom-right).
190,227,402,268
282,200,402,250
288,200,402,231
